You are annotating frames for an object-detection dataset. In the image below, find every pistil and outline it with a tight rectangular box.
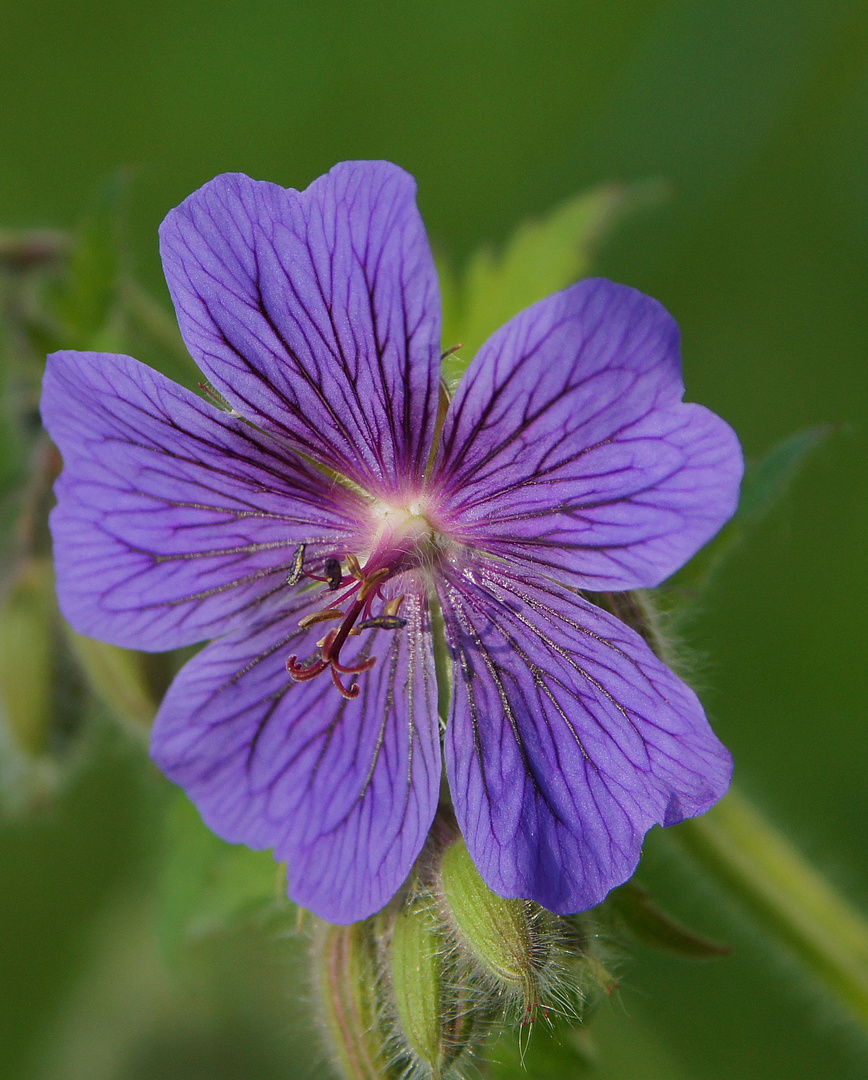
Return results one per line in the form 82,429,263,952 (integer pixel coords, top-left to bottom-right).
286,551,406,699
284,502,437,698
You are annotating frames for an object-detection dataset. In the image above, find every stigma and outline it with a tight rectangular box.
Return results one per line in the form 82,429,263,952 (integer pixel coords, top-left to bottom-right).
284,499,441,698
285,549,408,699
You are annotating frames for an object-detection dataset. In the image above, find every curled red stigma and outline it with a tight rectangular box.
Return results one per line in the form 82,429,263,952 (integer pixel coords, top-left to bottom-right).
286,559,406,697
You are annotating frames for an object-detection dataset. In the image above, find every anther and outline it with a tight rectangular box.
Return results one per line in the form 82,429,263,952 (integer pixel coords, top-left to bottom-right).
382,594,405,617
358,567,389,601
286,544,306,586
323,557,343,590
440,342,464,361
286,556,403,696
298,608,344,629
357,616,407,631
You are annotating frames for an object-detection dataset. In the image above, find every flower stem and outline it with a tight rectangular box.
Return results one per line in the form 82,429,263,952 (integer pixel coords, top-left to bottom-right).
675,787,868,1028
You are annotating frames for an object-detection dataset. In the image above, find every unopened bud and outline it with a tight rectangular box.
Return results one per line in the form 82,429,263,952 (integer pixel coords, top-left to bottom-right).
437,838,552,1018
389,900,444,1072
311,920,396,1080
385,897,485,1079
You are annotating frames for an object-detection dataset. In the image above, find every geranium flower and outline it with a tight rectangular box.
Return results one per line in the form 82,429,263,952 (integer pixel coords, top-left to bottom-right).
41,162,742,924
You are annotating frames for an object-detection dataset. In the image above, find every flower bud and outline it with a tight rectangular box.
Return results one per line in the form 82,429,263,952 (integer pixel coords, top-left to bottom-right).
388,900,444,1072
436,838,622,1023
385,897,485,1079
310,920,396,1080
436,838,553,1018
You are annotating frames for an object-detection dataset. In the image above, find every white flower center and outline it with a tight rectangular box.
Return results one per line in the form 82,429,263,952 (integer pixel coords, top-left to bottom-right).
368,498,436,558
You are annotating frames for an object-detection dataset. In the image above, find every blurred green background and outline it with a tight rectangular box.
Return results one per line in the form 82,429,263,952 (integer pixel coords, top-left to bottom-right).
1,1,866,1078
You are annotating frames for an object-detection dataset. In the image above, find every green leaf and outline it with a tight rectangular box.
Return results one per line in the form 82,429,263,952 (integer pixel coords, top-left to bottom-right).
157,789,288,959
605,881,731,958
737,424,833,529
669,424,833,600
441,179,664,383
51,171,127,349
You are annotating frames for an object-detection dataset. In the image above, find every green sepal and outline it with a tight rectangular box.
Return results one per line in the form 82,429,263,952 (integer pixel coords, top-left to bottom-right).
605,880,731,958
438,837,545,1011
429,595,453,724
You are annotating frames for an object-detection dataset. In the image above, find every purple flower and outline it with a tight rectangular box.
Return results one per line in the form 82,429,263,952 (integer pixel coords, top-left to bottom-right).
41,162,743,924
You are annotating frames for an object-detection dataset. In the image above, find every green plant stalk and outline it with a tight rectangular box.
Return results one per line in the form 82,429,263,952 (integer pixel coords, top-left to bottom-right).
676,787,868,1027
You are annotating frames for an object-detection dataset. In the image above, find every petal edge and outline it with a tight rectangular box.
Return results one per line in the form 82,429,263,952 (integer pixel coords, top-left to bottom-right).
437,560,731,913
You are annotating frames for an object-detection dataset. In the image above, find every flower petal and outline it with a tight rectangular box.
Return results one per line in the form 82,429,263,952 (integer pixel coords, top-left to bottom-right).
150,581,441,923
159,162,442,499
42,351,365,651
433,279,743,590
436,560,731,913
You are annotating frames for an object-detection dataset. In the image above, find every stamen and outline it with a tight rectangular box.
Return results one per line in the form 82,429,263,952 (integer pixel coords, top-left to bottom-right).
358,568,389,601
440,342,464,361
286,553,409,695
356,615,407,631
298,608,344,629
323,557,343,590
286,544,306,586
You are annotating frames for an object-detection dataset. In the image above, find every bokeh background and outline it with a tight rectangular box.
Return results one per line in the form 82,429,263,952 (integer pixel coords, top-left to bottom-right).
1,2,867,1078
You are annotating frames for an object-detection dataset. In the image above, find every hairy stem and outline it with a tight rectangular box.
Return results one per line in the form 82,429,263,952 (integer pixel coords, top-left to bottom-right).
676,787,868,1028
